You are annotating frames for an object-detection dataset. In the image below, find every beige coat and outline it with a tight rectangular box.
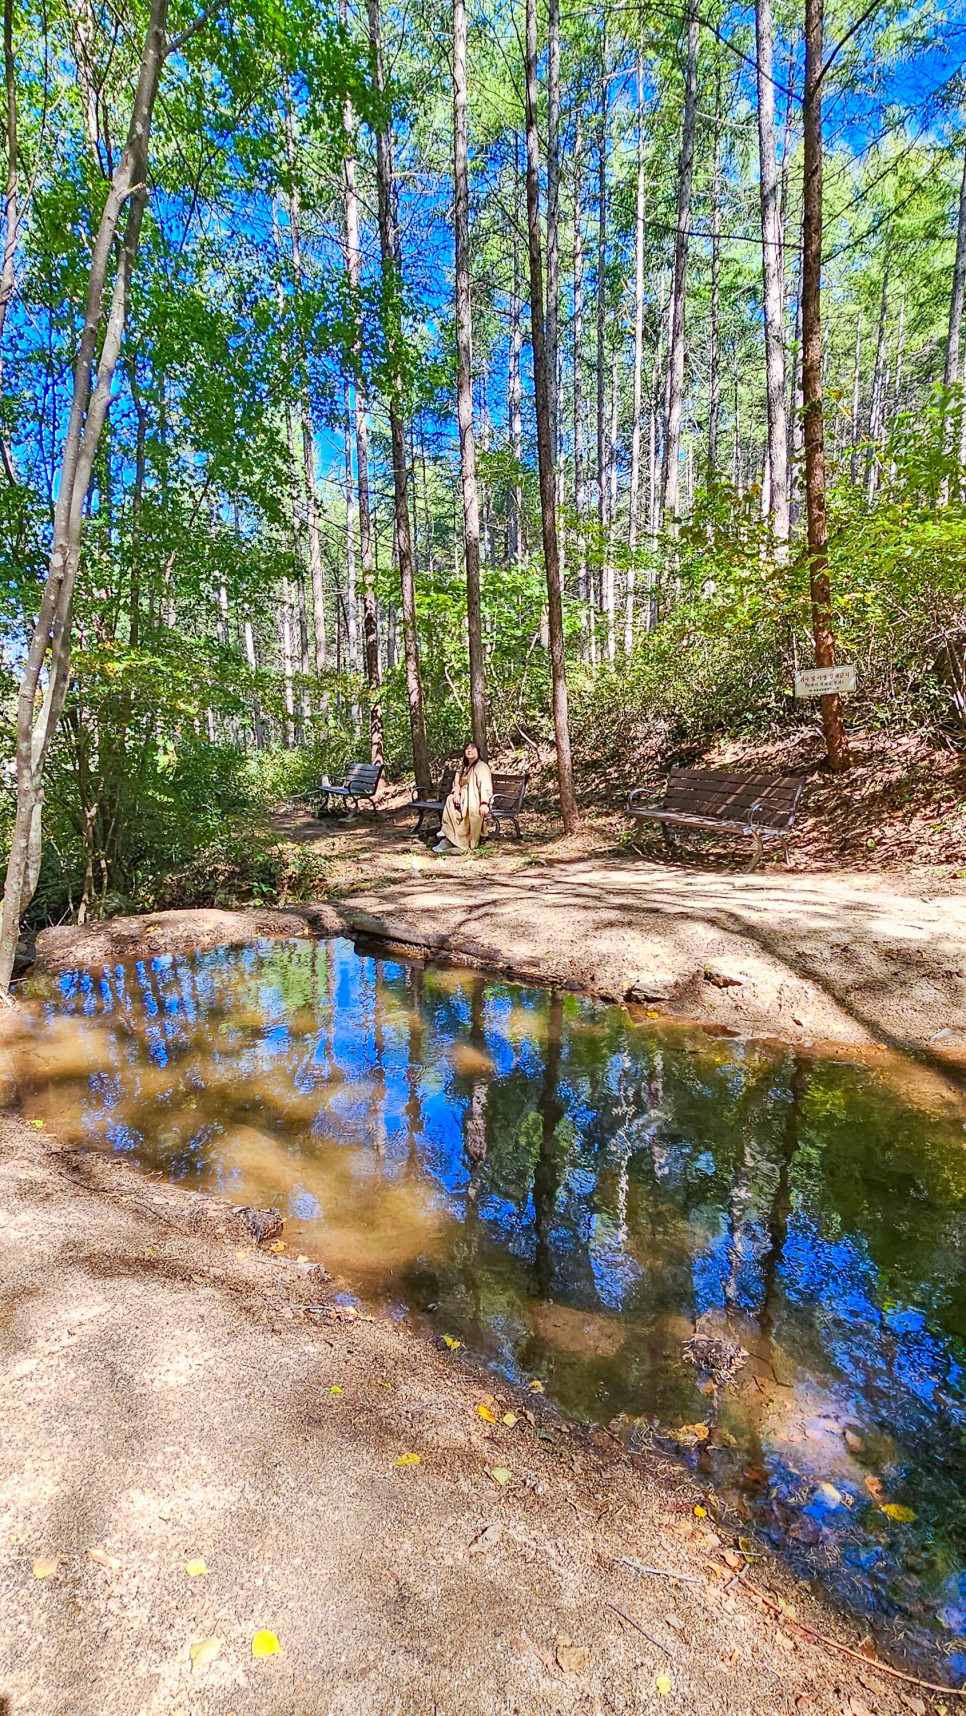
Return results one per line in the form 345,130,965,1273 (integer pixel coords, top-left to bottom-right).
441,759,493,852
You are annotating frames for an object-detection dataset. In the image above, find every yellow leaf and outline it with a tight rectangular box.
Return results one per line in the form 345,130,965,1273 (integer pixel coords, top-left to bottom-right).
881,1503,916,1523
395,1452,421,1466
502,1412,518,1427
185,1559,208,1577
527,1380,544,1393
656,1671,673,1696
189,1636,222,1671
268,1240,286,1254
330,1385,343,1395
31,1556,60,1578
693,1505,707,1518
476,1404,497,1423
31,1119,43,1129
252,1629,280,1658
442,1334,462,1351
490,1467,512,1486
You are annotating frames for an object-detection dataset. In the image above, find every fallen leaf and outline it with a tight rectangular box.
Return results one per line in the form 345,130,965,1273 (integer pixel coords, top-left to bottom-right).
185,1559,208,1577
656,1671,672,1696
476,1404,497,1423
723,1550,743,1570
442,1334,462,1351
864,1475,884,1501
189,1636,222,1672
31,1119,43,1128
880,1501,916,1523
252,1630,280,1658
899,1698,926,1716
268,1240,286,1253
673,1422,710,1444
87,1547,121,1570
556,1643,590,1674
330,1385,343,1395
848,1700,873,1716
527,1380,544,1393
693,1504,707,1518
394,1452,421,1466
502,1411,518,1427
31,1557,60,1578
490,1467,512,1486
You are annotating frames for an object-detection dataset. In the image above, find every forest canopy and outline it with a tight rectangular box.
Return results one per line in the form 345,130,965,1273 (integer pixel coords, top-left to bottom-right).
1,0,965,950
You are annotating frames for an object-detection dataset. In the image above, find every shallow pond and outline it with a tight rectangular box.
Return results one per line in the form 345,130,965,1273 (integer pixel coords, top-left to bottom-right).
7,935,966,1678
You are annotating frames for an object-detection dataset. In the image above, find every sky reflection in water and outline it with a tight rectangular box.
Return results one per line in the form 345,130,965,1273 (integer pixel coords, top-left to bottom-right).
12,935,966,1677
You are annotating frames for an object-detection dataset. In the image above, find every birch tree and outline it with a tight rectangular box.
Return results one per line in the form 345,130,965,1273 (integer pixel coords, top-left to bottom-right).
452,0,486,751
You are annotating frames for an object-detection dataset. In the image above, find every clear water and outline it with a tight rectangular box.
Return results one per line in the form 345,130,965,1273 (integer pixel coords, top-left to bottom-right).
7,935,966,1678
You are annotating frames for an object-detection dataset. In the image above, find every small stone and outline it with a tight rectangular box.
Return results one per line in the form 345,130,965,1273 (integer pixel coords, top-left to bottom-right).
704,963,744,989
235,1206,284,1245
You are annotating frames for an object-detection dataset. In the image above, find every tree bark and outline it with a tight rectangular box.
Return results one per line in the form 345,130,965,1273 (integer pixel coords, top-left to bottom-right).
343,391,359,670
0,0,170,993
0,0,18,478
341,51,384,767
802,0,850,772
452,0,487,753
524,0,578,833
546,0,560,471
865,247,890,500
368,0,431,791
755,0,789,542
626,49,645,652
596,23,608,551
509,144,524,567
945,147,966,389
661,0,699,523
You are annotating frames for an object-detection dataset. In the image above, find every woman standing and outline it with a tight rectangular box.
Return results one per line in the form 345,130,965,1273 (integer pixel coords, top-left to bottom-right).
435,742,493,854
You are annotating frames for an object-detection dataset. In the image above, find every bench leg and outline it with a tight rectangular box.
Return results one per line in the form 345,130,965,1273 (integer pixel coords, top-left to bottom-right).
410,809,426,837
661,824,676,859
512,818,522,840
745,831,764,873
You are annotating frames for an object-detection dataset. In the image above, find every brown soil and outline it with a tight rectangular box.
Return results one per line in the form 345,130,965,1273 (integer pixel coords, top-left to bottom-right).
0,1113,944,1715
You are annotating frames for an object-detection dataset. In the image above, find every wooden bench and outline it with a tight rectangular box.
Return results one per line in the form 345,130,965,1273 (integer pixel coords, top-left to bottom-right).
292,761,384,817
487,772,528,840
626,768,804,871
410,766,455,839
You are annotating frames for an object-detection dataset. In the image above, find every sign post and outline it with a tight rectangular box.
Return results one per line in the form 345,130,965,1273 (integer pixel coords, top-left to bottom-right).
794,664,856,700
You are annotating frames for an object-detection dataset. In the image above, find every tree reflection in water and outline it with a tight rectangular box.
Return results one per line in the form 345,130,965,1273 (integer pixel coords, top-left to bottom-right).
10,935,966,1675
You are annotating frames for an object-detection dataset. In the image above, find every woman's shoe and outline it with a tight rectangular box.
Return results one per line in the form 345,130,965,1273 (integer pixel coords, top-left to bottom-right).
432,838,449,853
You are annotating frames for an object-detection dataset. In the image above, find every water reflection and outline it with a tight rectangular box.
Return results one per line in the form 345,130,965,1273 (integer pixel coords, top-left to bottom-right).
7,935,966,1676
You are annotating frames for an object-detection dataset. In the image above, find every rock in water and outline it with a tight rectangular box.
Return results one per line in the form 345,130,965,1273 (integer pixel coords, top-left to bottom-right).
236,1206,284,1245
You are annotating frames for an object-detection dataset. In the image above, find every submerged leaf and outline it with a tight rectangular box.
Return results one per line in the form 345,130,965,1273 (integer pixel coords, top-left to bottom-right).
442,1334,462,1351
881,1502,916,1523
527,1380,544,1393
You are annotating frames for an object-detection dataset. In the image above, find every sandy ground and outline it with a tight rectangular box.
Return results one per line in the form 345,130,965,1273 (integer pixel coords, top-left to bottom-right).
0,1114,944,1716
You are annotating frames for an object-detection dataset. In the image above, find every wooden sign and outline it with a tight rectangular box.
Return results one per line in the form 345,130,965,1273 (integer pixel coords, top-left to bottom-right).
794,664,856,699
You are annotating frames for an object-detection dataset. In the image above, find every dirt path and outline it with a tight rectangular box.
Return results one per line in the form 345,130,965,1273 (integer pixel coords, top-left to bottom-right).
0,1115,943,1716
308,816,966,1065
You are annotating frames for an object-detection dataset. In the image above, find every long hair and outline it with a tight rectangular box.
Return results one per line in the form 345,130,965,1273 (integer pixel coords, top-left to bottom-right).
461,741,480,768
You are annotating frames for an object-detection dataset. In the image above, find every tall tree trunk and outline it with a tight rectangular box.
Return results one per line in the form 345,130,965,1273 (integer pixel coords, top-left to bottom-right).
944,148,966,389
546,0,560,476
596,22,608,554
573,110,591,656
626,49,645,653
0,0,170,994
368,0,431,791
343,392,359,670
849,313,862,484
243,612,266,750
802,0,850,772
708,61,721,475
509,147,524,567
341,52,384,767
755,0,789,543
661,0,699,523
452,0,487,753
865,248,890,500
524,0,578,833
605,352,618,660
283,101,327,678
